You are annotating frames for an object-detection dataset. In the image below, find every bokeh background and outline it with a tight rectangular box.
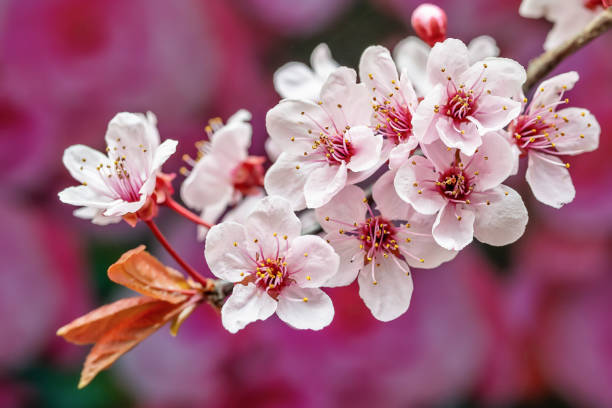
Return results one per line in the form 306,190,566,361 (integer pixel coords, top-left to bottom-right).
1,0,611,407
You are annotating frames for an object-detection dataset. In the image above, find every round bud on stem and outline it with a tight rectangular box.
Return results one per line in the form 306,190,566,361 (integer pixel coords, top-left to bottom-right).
411,3,447,47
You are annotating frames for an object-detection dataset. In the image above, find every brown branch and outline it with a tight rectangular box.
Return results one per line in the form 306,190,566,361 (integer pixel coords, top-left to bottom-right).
523,7,612,93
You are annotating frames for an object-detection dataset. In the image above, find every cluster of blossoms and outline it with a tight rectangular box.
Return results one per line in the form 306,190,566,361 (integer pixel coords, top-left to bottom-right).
56,2,605,388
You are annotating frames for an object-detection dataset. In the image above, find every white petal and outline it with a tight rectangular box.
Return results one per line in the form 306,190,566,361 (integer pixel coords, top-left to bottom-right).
396,215,458,269
273,62,321,100
467,35,499,62
58,185,118,209
221,283,277,333
205,221,254,282
388,142,414,170
62,145,113,193
103,193,148,217
245,196,302,253
345,126,383,172
310,43,339,79
276,286,334,330
180,155,233,211
473,186,527,246
304,162,348,208
286,235,339,288
315,185,368,233
357,255,414,322
150,139,178,174
394,156,446,215
264,153,314,211
432,203,476,250
393,36,431,96
359,45,399,93
525,152,575,208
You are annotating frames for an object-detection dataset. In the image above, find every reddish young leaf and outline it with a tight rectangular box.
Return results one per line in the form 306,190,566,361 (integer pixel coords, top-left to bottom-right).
77,298,185,388
57,297,165,346
107,245,195,303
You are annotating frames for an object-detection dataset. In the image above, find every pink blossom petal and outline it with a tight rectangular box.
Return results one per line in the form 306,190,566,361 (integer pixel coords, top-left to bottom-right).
552,107,600,155
286,235,339,287
310,43,338,78
359,45,399,90
304,162,348,208
58,185,118,208
373,170,415,220
357,255,414,321
277,286,334,330
464,131,515,191
345,126,382,172
245,196,302,253
436,116,482,156
473,186,528,245
396,223,458,269
315,184,368,233
470,95,522,134
205,221,254,282
221,283,277,334
529,71,579,114
266,99,327,154
394,155,445,215
420,139,455,173
322,233,363,287
264,152,318,211
413,83,445,144
525,151,575,208
320,67,371,126
180,155,233,210
461,57,526,100
426,38,470,86
388,142,414,170
149,138,178,175
432,203,476,250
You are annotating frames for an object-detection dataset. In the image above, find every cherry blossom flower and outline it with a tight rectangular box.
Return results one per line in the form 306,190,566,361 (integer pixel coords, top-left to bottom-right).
180,110,265,237
394,35,500,97
265,67,383,209
273,43,339,100
205,196,339,333
394,134,528,251
519,0,606,50
58,112,177,225
507,72,599,208
359,45,420,156
315,184,457,321
412,38,525,155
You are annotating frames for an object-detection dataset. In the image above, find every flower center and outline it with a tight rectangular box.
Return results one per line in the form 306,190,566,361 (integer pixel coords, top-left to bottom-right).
312,132,354,165
437,166,473,201
510,114,557,155
357,216,400,264
374,103,413,145
252,255,290,298
231,156,265,196
95,140,149,202
444,88,475,122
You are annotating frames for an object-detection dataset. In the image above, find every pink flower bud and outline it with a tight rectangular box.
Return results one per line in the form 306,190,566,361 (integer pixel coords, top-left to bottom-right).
411,4,447,47
602,0,611,8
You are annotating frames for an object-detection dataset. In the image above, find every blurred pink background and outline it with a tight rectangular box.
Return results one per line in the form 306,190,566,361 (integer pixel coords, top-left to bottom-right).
1,0,610,407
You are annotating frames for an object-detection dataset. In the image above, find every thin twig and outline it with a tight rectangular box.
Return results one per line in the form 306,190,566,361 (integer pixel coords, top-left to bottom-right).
164,196,214,229
523,7,612,93
145,220,209,287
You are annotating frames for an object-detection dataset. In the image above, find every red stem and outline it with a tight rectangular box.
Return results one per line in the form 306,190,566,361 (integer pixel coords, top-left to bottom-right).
145,220,209,287
164,196,214,229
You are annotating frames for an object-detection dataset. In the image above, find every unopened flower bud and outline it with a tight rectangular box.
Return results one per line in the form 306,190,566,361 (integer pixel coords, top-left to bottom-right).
411,3,447,47
602,0,611,8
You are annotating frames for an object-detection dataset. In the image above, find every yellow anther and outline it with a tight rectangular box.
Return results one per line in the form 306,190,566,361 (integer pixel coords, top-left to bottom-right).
303,297,308,302
233,241,238,247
